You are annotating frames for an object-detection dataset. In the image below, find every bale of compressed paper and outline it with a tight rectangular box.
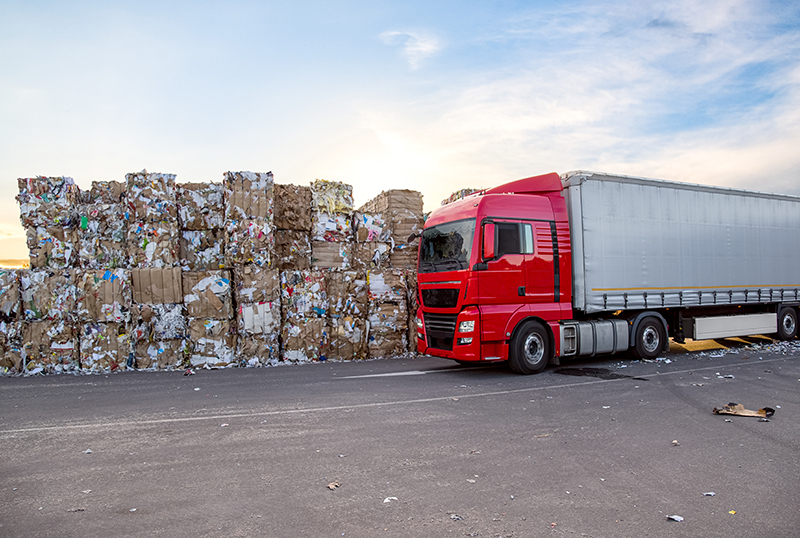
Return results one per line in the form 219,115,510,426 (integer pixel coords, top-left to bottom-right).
182,270,233,319
281,318,328,362
131,267,182,304
236,301,281,365
22,319,80,374
79,322,132,372
131,303,186,340
0,270,21,322
224,171,274,220
125,171,178,221
388,210,424,245
0,321,23,373
16,176,79,228
325,271,368,318
406,271,418,353
312,212,353,242
358,189,424,247
281,270,327,320
311,241,352,270
238,333,281,366
311,179,354,214
76,269,131,323
76,203,128,238
177,182,225,230
78,237,127,270
134,339,188,370
187,318,236,368
354,212,390,242
85,180,126,204
359,189,424,215
224,218,273,267
274,183,312,231
20,269,79,321
389,241,419,269
368,301,408,357
26,226,79,269
127,220,180,268
328,317,367,361
179,229,225,270
274,230,312,270
368,269,408,302
233,265,279,304
352,242,391,270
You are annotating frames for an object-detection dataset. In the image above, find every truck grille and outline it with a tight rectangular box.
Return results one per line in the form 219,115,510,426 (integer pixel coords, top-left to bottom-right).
422,288,459,308
423,312,458,351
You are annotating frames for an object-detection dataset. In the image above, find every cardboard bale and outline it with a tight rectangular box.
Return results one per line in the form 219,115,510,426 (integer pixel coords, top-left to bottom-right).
182,270,233,319
187,318,236,368
368,269,408,302
78,237,127,269
359,189,424,215
224,171,274,220
236,301,281,366
22,320,79,374
76,202,127,241
86,180,126,204
312,212,353,242
352,242,391,270
311,179,354,214
311,241,352,270
368,329,407,358
77,269,132,323
131,267,183,304
233,265,280,303
281,270,327,320
179,229,225,270
127,220,180,268
125,171,178,222
274,229,312,271
368,301,408,357
238,332,280,366
26,226,79,269
406,271,418,353
0,321,23,373
131,303,186,340
0,270,21,322
325,271,368,318
20,269,78,322
273,183,312,231
79,322,132,372
224,218,273,267
354,212,390,243
134,339,187,370
16,176,79,228
177,182,225,230
388,210,424,244
328,316,367,361
389,241,419,269
281,317,328,363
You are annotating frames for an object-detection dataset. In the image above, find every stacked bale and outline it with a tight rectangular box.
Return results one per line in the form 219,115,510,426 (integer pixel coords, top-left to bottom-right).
326,270,368,360
224,171,274,267
177,182,226,270
0,270,23,373
280,270,329,362
17,176,80,269
183,270,235,368
126,171,180,268
310,179,354,269
234,264,281,366
273,183,312,271
77,181,128,269
130,268,187,370
77,269,133,372
367,269,409,357
357,189,424,270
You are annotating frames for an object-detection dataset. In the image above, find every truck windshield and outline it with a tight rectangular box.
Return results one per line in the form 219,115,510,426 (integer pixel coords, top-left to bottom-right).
419,218,475,273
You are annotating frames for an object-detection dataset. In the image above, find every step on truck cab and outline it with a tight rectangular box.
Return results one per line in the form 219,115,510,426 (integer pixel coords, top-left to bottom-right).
415,171,800,374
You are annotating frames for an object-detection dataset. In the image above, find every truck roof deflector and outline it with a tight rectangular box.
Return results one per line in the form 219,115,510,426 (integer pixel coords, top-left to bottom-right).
483,172,563,195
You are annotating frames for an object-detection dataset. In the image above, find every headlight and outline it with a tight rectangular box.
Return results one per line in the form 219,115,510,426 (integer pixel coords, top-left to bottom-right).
457,337,473,345
458,320,475,333
416,316,423,329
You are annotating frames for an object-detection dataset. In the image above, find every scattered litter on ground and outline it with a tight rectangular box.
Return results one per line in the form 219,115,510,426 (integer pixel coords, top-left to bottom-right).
713,403,775,418
466,479,476,483
67,508,85,513
194,387,200,391
82,489,91,494
220,423,228,427
327,481,340,490
129,508,137,512
184,368,194,376
383,496,397,503
667,515,684,522
703,492,716,496
729,510,736,515
672,440,679,446
83,449,92,454
449,514,463,520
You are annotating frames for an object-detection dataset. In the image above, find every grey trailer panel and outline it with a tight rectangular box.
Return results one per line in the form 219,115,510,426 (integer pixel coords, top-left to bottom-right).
562,171,800,314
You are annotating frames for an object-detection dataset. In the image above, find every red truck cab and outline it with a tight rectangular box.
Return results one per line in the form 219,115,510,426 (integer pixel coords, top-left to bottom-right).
415,173,572,373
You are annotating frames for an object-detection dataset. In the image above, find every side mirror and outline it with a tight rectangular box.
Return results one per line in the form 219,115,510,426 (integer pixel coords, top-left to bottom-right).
407,232,420,243
482,222,496,261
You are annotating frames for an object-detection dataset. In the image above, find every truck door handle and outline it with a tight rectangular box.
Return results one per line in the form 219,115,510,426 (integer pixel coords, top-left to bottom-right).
518,286,526,296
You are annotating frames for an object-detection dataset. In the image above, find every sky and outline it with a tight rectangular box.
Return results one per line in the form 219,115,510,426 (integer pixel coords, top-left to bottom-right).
1,0,799,260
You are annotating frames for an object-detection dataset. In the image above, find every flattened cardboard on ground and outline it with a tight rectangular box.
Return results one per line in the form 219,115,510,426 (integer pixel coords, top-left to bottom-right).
125,171,178,222
26,226,79,269
22,319,80,374
352,242,391,270
368,269,408,302
224,218,273,267
282,270,328,319
77,269,131,323
274,183,312,231
0,270,21,321
78,238,127,270
312,212,353,242
135,338,187,370
127,220,180,268
182,270,233,319
311,241,352,270
187,318,236,368
282,317,328,362
20,269,79,321
275,229,312,270
712,403,776,418
233,265,280,303
79,322,132,372
131,267,183,304
179,229,225,270
326,271,368,317
328,317,367,360
177,182,225,230
238,332,280,366
224,171,274,220
311,179,354,214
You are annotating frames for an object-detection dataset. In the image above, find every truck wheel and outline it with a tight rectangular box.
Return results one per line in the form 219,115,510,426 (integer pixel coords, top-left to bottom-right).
509,321,550,375
777,307,798,340
631,317,665,360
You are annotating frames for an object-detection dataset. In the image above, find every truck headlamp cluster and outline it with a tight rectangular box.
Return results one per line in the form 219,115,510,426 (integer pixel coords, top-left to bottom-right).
458,320,475,333
457,337,473,345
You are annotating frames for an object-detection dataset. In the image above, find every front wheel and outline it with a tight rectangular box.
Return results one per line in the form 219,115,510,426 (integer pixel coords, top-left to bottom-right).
776,307,798,340
509,320,550,375
630,316,665,360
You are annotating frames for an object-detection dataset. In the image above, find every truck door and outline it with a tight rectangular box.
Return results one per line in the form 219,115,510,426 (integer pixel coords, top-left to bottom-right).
525,222,557,304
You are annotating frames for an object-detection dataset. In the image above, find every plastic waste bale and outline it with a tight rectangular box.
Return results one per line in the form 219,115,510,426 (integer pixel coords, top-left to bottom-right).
187,318,236,368
352,242,391,270
310,179,354,214
368,301,409,358
273,183,311,231
224,171,274,221
0,321,23,374
224,218,273,267
236,301,281,366
182,270,233,319
311,212,353,242
274,230,312,270
22,320,80,374
0,270,21,322
20,269,79,322
26,226,79,269
281,270,328,320
125,171,178,222
79,322,132,372
177,182,225,230
179,229,225,270
367,269,408,303
311,241,352,270
16,176,79,228
233,265,280,304
76,269,132,323
127,220,180,268
281,317,328,363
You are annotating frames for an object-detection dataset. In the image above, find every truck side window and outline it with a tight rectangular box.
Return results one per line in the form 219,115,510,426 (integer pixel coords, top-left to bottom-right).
496,223,521,257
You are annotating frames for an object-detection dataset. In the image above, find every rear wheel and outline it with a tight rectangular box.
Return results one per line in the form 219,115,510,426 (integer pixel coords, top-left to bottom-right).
776,307,798,340
631,316,665,360
509,320,550,375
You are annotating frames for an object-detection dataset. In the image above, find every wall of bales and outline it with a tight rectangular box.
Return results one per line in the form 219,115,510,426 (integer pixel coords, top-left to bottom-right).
0,171,424,375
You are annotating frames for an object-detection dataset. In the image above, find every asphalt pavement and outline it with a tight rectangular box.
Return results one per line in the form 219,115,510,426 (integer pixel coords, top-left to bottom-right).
1,337,799,538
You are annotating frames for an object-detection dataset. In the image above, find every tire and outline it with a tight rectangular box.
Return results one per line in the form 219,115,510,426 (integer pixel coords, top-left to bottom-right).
776,307,798,340
509,320,550,375
630,316,665,360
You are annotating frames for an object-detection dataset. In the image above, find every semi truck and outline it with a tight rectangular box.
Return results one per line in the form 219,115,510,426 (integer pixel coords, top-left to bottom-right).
414,171,800,374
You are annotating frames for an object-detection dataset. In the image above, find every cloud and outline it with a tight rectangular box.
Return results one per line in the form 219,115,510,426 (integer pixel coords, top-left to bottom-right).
380,30,441,69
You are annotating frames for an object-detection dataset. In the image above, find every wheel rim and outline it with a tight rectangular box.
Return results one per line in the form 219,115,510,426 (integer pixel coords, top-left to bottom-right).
523,332,545,365
782,313,796,334
642,326,660,354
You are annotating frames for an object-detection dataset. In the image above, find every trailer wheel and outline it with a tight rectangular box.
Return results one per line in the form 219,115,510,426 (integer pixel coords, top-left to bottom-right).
509,320,550,375
631,317,665,360
776,307,798,340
